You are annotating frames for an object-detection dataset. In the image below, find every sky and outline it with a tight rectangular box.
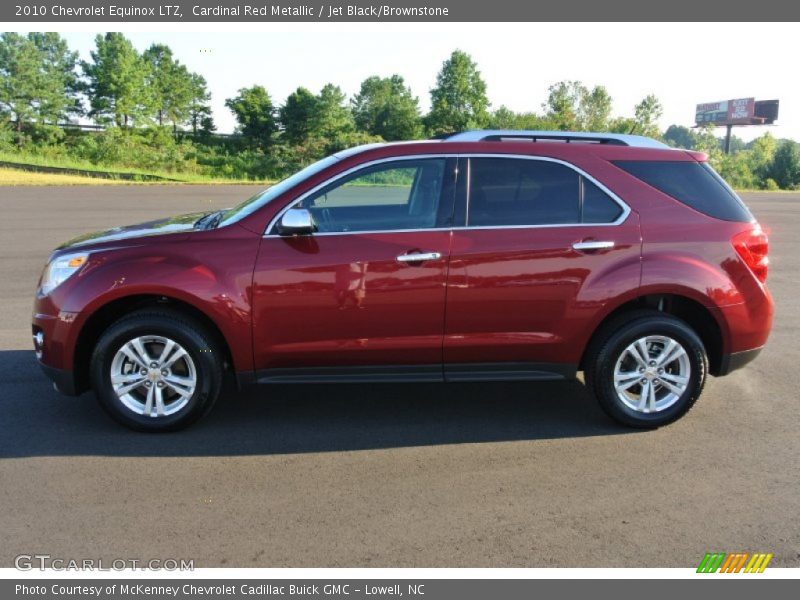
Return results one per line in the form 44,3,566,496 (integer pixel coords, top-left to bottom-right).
55,23,799,142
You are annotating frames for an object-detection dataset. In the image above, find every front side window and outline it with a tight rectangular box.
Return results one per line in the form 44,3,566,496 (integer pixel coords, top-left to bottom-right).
467,158,622,227
296,159,447,233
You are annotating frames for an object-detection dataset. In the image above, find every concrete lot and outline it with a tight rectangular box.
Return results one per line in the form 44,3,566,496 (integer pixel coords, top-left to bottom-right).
0,187,797,567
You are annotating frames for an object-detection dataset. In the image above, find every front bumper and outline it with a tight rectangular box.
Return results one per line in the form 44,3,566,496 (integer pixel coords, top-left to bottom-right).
39,361,79,396
33,297,83,395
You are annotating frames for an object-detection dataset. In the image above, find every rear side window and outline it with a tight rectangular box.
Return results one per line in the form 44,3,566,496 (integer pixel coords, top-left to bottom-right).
468,158,622,227
613,160,753,222
583,178,623,224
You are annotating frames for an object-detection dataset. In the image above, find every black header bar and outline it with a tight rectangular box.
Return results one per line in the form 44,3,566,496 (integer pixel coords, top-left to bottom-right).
5,0,800,22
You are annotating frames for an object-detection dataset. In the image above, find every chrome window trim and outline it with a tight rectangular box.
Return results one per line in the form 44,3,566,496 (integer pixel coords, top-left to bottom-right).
264,153,632,236
463,154,631,228
265,154,449,236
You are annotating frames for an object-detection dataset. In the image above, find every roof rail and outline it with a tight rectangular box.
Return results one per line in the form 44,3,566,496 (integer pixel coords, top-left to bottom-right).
444,130,669,149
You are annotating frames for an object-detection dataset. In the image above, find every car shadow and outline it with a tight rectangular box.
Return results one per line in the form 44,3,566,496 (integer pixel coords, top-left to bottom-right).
0,350,636,458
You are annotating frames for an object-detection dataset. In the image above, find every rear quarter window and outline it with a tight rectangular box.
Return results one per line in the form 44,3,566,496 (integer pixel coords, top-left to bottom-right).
613,160,753,223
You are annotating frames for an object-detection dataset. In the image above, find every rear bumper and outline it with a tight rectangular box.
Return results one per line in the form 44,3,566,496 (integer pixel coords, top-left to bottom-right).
716,347,763,377
39,361,79,396
713,285,773,375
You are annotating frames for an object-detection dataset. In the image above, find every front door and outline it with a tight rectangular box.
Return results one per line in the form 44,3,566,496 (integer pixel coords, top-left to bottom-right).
252,157,456,381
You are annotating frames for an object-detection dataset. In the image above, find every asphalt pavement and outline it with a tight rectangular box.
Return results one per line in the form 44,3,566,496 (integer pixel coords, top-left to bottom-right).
0,186,797,567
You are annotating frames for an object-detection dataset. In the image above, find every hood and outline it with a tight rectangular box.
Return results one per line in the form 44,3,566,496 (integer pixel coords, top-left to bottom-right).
57,211,210,251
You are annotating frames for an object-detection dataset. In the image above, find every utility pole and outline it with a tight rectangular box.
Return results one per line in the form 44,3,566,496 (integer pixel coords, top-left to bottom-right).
724,124,733,154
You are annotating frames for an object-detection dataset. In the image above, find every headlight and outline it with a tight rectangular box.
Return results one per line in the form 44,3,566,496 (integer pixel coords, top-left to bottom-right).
40,252,90,295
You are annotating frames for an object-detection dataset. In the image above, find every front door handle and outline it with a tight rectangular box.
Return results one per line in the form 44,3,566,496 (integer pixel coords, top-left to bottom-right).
396,251,442,263
572,240,615,252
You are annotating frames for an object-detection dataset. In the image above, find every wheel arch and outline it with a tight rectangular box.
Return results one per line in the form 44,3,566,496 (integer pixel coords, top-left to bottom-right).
579,293,727,376
72,294,236,394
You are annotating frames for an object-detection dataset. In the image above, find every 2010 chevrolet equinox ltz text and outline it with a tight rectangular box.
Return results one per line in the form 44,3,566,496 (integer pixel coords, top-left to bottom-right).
32,131,774,431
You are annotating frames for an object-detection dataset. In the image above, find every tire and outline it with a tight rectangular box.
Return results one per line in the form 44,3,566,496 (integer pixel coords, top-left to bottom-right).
584,310,707,428
90,309,223,432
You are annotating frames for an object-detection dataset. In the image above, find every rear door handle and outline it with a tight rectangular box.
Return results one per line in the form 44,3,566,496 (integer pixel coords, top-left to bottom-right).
572,240,615,252
396,251,442,263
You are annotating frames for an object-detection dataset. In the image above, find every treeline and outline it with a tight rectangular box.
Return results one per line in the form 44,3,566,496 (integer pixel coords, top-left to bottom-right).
0,32,212,133
663,125,800,190
1,31,799,187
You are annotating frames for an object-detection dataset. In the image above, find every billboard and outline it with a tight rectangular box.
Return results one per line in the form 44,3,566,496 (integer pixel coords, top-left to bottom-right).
755,100,780,123
695,98,755,125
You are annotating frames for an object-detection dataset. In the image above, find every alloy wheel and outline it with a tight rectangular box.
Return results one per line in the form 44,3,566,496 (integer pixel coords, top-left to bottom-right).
109,335,197,418
613,335,691,414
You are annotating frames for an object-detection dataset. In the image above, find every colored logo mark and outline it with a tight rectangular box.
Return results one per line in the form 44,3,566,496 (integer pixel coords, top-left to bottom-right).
697,552,773,573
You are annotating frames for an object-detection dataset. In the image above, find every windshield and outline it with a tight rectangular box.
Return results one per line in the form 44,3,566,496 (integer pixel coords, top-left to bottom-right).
218,155,340,227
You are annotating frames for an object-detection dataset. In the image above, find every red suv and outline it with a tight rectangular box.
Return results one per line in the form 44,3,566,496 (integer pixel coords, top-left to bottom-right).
32,131,773,431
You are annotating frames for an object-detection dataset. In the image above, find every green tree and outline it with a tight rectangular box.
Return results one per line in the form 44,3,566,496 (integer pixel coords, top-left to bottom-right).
663,124,698,149
0,33,46,135
727,135,747,154
280,87,317,145
543,81,611,131
28,32,82,123
581,86,612,131
426,50,489,135
83,33,152,127
0,32,80,139
199,115,216,135
279,85,357,163
225,85,277,148
352,75,422,140
768,141,800,189
607,117,637,134
322,131,383,156
694,125,722,157
187,73,213,134
488,105,517,129
717,152,756,190
311,83,354,139
631,94,663,137
488,105,550,130
143,43,194,130
544,81,582,130
748,132,777,181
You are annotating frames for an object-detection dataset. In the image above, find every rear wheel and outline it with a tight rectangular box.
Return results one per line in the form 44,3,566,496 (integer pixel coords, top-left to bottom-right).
585,311,707,428
90,310,223,431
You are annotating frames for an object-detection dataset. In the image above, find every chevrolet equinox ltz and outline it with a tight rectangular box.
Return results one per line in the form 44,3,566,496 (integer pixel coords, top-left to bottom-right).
32,131,774,431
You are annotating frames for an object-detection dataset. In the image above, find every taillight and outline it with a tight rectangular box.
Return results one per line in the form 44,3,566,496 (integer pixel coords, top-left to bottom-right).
732,226,769,283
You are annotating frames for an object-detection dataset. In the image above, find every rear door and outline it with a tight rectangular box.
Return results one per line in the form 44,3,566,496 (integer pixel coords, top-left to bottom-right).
251,157,457,380
444,155,641,379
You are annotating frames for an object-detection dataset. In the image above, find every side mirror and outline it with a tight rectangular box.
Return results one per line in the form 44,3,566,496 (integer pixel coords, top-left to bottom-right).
277,208,316,236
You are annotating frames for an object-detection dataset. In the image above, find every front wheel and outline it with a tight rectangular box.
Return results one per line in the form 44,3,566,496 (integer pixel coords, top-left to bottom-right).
90,310,223,432
585,311,708,428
